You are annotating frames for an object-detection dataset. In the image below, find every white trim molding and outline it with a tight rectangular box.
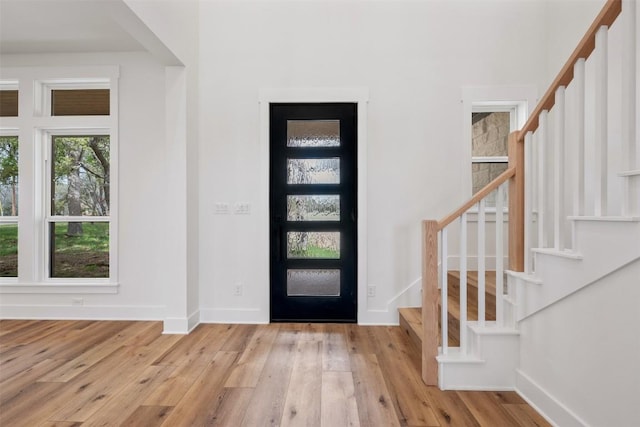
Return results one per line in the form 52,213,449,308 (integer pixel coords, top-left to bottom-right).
0,304,164,321
516,370,587,427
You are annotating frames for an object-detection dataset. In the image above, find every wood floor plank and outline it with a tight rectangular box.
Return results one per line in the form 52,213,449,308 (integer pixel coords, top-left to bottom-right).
457,391,522,426
159,351,239,427
48,335,181,422
0,381,65,427
422,387,482,427
40,321,158,382
80,364,176,426
373,326,440,426
0,321,130,383
345,324,378,354
208,387,254,426
39,421,83,427
144,323,239,406
350,353,401,427
0,319,38,337
120,405,173,427
0,320,76,348
0,358,66,406
281,340,323,427
491,390,528,405
151,323,215,366
297,322,326,342
220,323,257,352
321,371,360,427
240,327,298,427
503,404,552,427
224,324,280,388
322,323,350,372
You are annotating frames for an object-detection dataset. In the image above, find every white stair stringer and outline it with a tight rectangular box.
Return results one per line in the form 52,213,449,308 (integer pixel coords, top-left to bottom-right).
516,218,640,320
437,217,639,391
437,321,520,390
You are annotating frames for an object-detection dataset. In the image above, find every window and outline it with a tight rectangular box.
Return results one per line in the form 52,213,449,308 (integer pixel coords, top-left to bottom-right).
0,67,118,289
48,135,110,278
471,110,512,196
0,135,18,277
0,90,18,117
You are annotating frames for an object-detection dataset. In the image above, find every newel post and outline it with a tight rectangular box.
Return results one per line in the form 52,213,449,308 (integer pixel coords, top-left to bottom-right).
508,132,525,272
422,220,439,386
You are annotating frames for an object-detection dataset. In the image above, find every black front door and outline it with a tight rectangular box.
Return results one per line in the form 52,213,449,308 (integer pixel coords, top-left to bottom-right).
270,103,357,322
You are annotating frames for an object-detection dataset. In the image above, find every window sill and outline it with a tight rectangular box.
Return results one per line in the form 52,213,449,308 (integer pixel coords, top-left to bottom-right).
0,282,119,294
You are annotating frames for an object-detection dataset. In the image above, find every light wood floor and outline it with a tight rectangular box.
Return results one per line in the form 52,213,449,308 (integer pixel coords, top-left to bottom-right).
0,320,550,426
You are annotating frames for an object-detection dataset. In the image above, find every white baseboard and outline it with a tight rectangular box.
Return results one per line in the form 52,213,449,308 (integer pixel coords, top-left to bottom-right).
358,309,399,325
163,309,201,334
199,307,268,324
188,309,200,331
0,304,164,321
358,277,422,325
515,369,588,427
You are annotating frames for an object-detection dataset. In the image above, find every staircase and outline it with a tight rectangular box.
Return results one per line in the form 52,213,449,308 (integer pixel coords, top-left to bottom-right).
402,0,640,400
400,271,497,348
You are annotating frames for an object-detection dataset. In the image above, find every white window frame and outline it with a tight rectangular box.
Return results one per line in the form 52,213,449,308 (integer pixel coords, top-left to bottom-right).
43,129,113,284
461,86,537,220
0,66,119,293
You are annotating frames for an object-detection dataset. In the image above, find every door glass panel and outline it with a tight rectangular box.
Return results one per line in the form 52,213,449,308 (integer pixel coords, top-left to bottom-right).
287,195,340,221
287,158,340,184
287,269,340,296
287,120,340,147
287,231,340,259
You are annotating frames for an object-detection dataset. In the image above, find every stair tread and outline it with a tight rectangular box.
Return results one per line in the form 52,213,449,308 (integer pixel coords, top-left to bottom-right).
448,271,498,296
399,270,500,351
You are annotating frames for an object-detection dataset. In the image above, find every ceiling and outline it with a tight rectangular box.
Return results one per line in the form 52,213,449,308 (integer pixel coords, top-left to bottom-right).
0,0,147,54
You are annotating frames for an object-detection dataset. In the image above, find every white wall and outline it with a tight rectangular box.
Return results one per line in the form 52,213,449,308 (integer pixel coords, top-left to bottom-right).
543,0,606,88
517,259,640,426
0,52,169,320
122,0,201,331
196,0,548,323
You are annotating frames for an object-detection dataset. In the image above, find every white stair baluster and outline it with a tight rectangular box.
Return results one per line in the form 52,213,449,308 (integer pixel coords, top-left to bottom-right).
622,0,638,216
495,184,504,327
554,86,566,250
538,111,548,248
441,228,448,355
574,59,586,219
478,199,486,327
524,131,533,272
594,25,609,217
459,213,468,353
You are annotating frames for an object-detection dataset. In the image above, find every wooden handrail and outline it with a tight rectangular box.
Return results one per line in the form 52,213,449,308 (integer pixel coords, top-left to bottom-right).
437,167,515,230
518,0,622,141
